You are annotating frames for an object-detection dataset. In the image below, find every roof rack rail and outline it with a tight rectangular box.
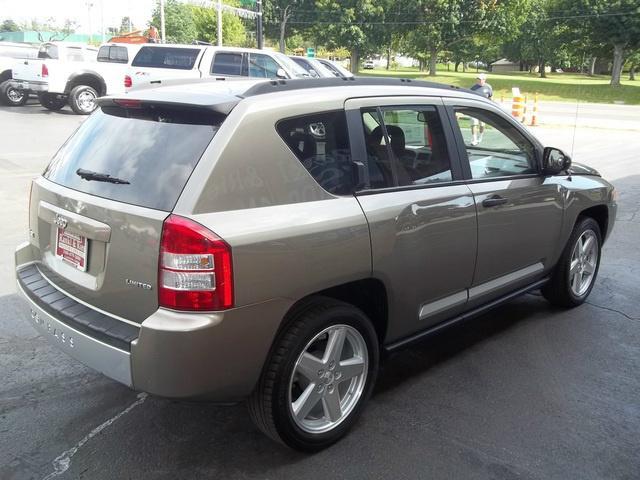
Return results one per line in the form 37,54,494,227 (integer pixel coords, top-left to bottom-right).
241,76,464,97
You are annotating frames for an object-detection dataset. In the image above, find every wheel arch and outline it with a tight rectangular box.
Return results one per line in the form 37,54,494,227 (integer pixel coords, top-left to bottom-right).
578,204,609,242
0,69,12,83
64,71,106,96
278,278,389,347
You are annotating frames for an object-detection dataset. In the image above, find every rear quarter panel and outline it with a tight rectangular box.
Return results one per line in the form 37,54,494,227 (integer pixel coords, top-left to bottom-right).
175,92,372,308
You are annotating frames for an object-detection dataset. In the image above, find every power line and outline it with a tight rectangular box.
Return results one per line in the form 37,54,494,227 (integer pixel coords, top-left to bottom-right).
278,11,639,25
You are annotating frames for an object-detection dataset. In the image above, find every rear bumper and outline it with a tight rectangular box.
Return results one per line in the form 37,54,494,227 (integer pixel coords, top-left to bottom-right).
11,80,48,92
15,242,290,401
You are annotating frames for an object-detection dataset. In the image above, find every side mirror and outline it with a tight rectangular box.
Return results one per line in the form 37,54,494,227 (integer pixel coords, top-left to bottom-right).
276,68,288,79
543,147,571,175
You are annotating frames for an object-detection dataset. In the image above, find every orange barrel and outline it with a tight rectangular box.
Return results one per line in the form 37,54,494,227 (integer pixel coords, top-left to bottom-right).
512,95,525,119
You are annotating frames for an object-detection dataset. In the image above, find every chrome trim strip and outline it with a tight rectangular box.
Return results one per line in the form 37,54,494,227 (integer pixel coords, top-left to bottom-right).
17,280,133,387
419,290,468,320
38,200,112,242
469,262,544,300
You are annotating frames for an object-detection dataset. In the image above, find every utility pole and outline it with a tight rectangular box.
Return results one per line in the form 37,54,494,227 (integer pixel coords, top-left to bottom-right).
256,0,263,49
86,2,94,43
100,0,105,43
217,0,223,46
160,0,166,43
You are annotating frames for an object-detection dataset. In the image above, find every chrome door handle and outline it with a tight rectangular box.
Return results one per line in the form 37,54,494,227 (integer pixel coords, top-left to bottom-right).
482,195,508,208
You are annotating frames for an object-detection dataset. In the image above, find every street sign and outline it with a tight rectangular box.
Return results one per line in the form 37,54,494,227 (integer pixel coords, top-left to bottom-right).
306,47,315,58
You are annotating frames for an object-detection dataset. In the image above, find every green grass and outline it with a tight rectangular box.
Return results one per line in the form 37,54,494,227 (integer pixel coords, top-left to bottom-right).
358,68,640,105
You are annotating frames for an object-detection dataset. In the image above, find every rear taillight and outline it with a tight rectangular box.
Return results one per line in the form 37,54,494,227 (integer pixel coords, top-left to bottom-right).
159,215,233,311
124,75,132,88
41,63,48,78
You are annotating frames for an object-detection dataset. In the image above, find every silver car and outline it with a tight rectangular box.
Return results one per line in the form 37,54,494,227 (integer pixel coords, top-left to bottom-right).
15,77,616,451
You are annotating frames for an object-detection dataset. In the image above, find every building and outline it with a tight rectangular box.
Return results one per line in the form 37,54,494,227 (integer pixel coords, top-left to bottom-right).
490,58,520,73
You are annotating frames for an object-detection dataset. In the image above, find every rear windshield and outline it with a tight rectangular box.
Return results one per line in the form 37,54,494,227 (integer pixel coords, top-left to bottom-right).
38,44,58,59
132,47,200,70
43,107,221,211
97,45,128,63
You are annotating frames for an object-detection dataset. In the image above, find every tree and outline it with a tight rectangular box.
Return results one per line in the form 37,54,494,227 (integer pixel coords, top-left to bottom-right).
264,0,312,53
151,0,197,44
189,3,247,45
558,0,640,85
501,0,567,78
119,16,133,34
312,0,387,74
1,19,21,32
30,18,78,42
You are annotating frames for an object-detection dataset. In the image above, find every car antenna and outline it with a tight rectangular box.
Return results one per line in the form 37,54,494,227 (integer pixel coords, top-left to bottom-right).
570,77,581,158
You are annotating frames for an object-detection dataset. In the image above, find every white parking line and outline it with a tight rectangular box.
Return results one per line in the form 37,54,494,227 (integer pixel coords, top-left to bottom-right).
41,393,148,480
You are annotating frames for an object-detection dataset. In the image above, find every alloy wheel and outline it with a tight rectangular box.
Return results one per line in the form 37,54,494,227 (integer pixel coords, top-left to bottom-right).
569,229,599,297
288,324,368,434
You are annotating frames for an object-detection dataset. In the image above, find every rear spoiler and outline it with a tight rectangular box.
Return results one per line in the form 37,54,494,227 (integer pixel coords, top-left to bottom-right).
96,94,240,116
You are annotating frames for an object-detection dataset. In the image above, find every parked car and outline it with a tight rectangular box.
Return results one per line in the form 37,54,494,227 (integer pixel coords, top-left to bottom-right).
315,58,353,78
289,55,336,78
125,44,310,90
0,41,38,106
11,41,142,114
15,77,616,452
363,59,375,69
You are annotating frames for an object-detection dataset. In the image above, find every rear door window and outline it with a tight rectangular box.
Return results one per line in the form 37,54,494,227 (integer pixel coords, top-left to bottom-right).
43,107,222,211
277,111,354,195
132,47,200,70
211,52,245,76
360,106,453,188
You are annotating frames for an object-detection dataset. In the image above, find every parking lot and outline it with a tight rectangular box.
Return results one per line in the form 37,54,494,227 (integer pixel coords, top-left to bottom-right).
1,101,639,480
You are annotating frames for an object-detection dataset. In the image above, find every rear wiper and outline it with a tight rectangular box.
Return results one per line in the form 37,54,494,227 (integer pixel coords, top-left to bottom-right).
76,169,130,184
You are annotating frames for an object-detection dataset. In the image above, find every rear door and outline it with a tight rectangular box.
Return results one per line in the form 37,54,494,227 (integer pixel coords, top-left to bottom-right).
345,97,477,342
28,102,223,323
444,97,564,306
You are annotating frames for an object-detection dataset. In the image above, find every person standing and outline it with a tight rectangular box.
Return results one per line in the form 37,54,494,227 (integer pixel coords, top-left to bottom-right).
470,73,493,145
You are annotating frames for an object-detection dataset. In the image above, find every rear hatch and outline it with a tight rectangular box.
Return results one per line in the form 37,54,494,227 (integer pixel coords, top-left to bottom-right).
29,101,224,323
128,46,203,88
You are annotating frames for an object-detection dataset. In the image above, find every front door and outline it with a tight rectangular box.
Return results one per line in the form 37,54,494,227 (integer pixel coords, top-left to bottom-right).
345,97,478,343
445,98,564,306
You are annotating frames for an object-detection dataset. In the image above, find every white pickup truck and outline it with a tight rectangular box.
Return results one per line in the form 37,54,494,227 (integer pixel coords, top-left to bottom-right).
0,41,39,106
12,42,142,114
126,44,310,90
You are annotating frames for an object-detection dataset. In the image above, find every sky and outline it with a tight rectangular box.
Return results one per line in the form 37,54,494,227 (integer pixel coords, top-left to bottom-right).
0,0,156,33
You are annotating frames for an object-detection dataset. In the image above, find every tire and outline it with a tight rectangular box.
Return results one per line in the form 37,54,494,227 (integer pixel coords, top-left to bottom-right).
248,297,379,452
38,92,66,111
68,85,98,115
0,79,28,106
542,216,602,307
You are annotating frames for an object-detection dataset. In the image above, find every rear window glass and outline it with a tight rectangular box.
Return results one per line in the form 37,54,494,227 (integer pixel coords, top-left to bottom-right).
98,46,128,63
277,111,354,195
38,44,58,59
43,108,221,211
132,47,200,69
211,52,244,75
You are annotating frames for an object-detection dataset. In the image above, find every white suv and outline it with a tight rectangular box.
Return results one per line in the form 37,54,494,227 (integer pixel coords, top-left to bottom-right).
126,45,309,90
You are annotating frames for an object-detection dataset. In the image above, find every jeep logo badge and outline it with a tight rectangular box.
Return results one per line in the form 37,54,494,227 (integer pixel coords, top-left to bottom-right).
54,214,68,230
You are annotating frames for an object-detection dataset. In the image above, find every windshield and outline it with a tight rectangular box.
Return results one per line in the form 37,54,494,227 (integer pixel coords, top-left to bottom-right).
43,108,222,211
273,52,310,78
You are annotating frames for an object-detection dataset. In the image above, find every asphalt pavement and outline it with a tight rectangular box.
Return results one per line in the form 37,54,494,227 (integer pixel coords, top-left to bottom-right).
0,101,639,480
